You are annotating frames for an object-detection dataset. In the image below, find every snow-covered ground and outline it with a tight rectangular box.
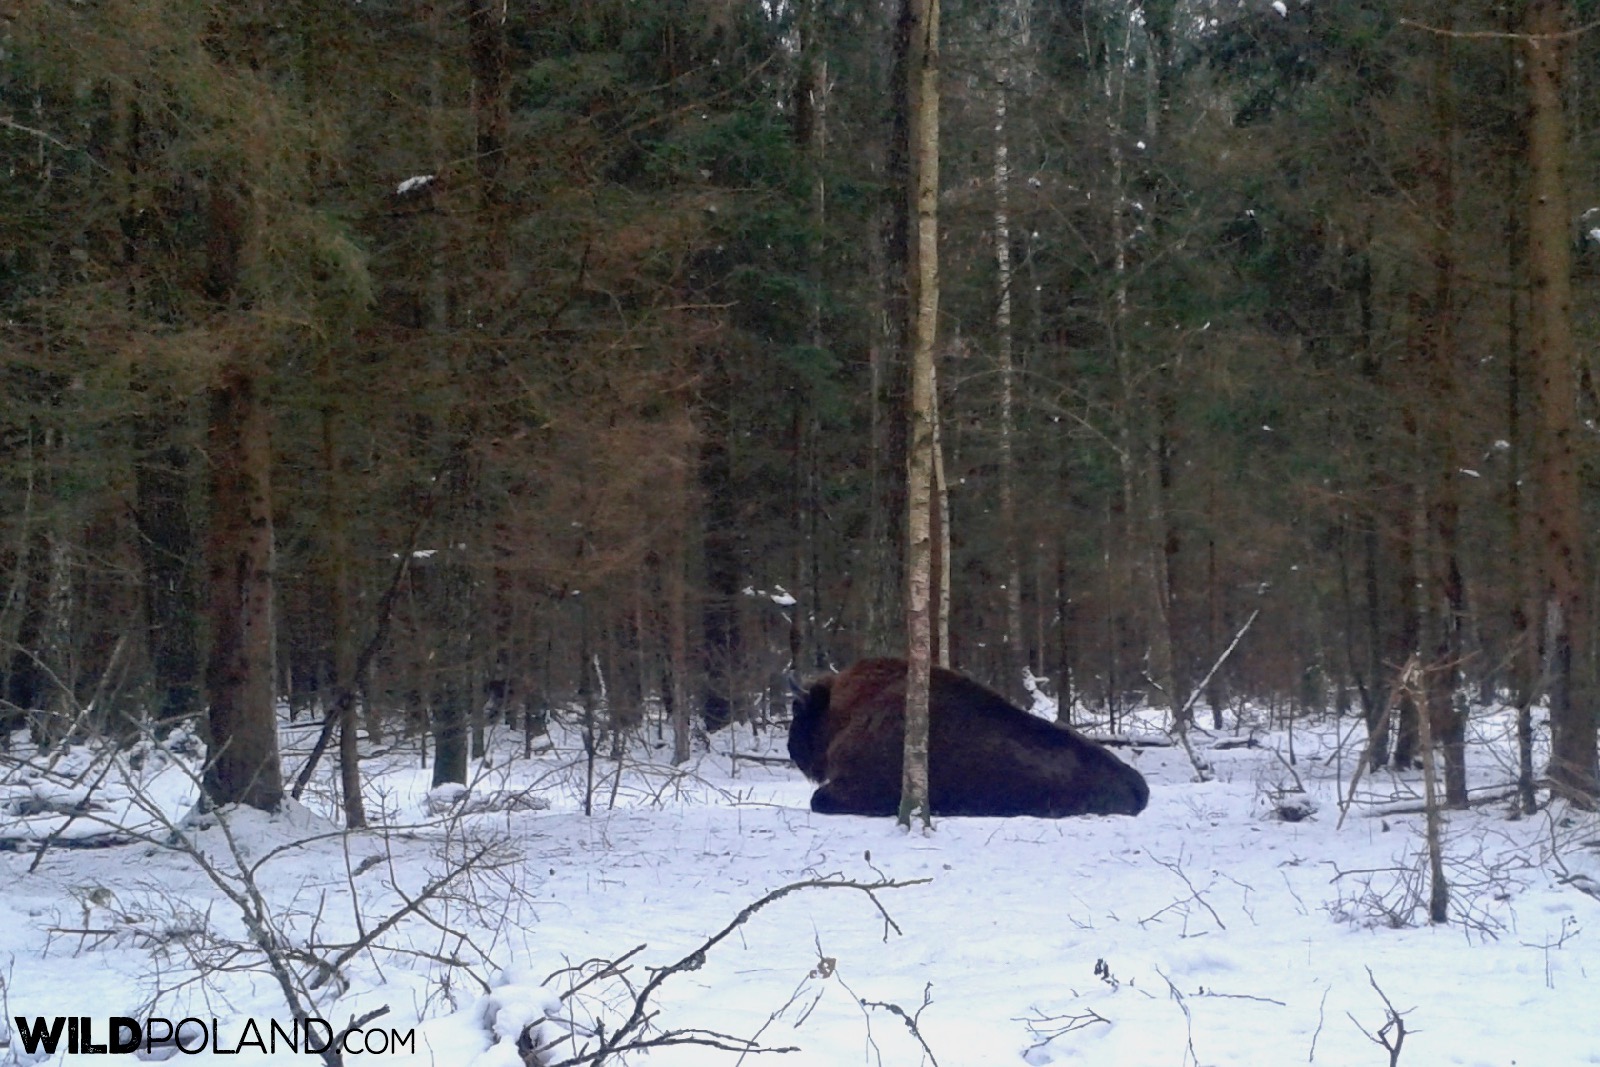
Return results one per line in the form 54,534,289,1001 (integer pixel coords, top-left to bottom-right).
3,693,1598,1066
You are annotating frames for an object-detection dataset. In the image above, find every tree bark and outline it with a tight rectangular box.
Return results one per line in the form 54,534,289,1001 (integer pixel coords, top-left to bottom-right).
124,82,201,735
203,357,284,812
134,404,202,733
320,365,365,828
430,672,470,789
868,0,913,651
795,0,827,672
992,10,1026,697
466,0,509,282
1503,17,1537,816
1424,18,1468,807
699,346,740,732
1523,0,1596,804
9,429,76,748
900,0,940,830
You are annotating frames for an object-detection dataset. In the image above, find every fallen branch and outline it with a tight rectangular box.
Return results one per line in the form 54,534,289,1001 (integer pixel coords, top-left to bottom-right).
1337,671,1405,830
1544,811,1600,902
0,832,134,853
292,458,452,800
1362,787,1520,819
728,754,797,767
1169,609,1260,782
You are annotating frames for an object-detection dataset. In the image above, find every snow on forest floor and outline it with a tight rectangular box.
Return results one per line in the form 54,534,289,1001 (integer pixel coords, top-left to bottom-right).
3,694,1600,1067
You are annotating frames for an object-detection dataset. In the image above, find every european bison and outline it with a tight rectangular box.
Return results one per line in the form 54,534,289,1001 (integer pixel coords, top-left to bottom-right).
789,658,1148,817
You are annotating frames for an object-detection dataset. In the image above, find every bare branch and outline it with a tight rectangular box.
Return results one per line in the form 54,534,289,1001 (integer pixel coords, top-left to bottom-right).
1169,609,1260,782
538,876,928,1067
860,983,939,1067
1346,968,1411,1067
1399,16,1600,42
0,115,112,171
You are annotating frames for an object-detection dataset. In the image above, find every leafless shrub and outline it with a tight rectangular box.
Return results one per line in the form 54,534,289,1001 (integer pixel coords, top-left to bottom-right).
860,983,939,1067
1015,1006,1111,1060
517,876,929,1067
1519,914,1580,990
1346,968,1411,1067
1324,831,1518,941
1324,857,1429,930
42,885,212,956
10,725,539,1066
1538,805,1600,901
1255,745,1319,822
1140,850,1229,934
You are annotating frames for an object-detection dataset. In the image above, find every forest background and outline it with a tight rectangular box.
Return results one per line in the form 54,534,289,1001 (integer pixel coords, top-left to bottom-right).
4,0,1600,813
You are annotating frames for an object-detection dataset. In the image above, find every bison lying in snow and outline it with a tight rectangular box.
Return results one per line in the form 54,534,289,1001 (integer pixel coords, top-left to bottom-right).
789,658,1148,817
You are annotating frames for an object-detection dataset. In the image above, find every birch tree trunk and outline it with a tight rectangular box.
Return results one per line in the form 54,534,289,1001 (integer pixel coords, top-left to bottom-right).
993,0,1026,695
933,386,950,670
1097,12,1182,727
900,0,940,829
796,0,827,671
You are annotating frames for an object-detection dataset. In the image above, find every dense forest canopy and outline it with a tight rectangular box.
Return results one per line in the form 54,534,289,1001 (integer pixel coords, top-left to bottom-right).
3,0,1599,805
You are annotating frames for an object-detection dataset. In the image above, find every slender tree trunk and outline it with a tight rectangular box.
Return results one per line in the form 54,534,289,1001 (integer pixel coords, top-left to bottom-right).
1,428,39,745
1102,15,1175,724
1143,2,1187,727
699,346,740,731
1390,520,1423,769
5,423,75,748
1524,0,1596,804
1350,217,1391,768
1425,20,1468,807
1504,22,1537,815
470,0,517,748
1410,660,1450,924
320,366,365,828
670,541,691,764
992,19,1025,696
466,0,508,283
125,81,200,734
1055,548,1074,723
932,366,950,669
660,425,691,761
868,0,913,652
431,454,478,789
795,2,826,672
38,498,74,743
900,0,940,830
134,404,202,733
1207,497,1225,729
1151,389,1186,721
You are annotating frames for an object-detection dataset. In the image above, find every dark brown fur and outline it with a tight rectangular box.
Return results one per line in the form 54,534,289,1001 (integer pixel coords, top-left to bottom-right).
788,658,1148,817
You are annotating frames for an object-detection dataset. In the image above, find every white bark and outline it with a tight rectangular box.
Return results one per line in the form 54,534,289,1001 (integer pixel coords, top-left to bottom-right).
994,33,1024,692
901,0,941,829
